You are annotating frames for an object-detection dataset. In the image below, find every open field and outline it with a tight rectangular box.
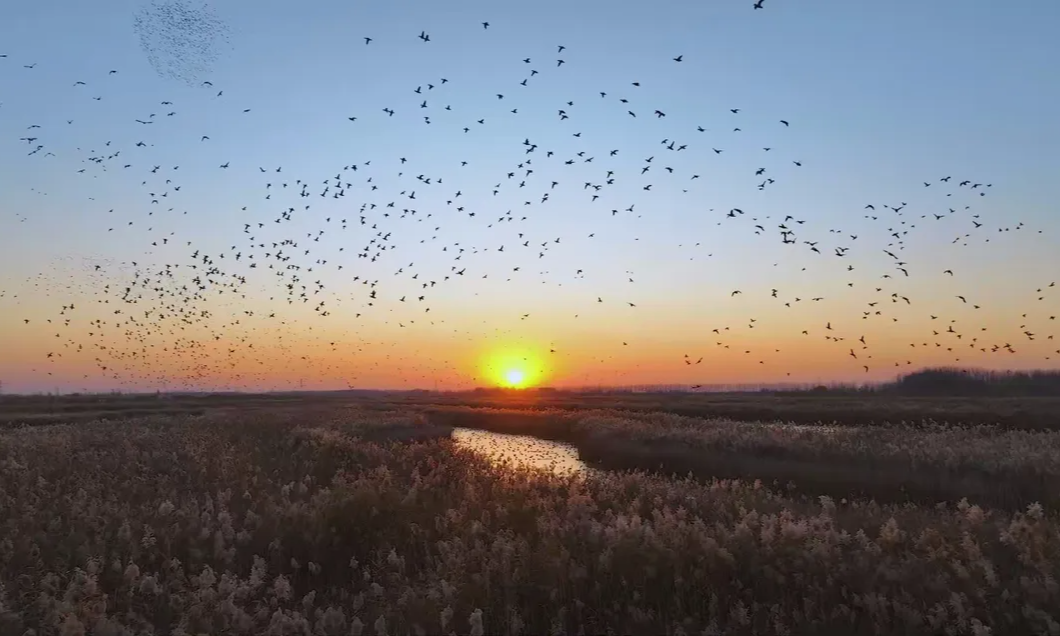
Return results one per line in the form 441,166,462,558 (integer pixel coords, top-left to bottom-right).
2,399,1060,634
5,388,1060,430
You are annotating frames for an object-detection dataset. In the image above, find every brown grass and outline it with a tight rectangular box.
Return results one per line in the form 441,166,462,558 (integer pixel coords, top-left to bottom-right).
425,405,1060,511
0,408,1057,634
407,391,1060,430
7,390,1060,430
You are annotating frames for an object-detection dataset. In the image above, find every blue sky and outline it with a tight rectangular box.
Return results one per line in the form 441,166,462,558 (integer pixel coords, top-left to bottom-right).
1,0,1058,392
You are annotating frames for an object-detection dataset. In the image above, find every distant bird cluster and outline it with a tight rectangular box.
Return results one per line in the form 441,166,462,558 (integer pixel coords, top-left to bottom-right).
133,0,231,86
1,15,1057,392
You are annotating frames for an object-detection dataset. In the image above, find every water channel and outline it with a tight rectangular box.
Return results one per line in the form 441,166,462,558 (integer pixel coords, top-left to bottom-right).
451,427,592,476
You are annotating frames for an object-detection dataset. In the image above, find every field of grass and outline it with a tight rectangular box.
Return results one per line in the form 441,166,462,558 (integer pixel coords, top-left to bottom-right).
1,398,1059,635
404,391,1060,431
6,389,1060,430
425,406,1060,511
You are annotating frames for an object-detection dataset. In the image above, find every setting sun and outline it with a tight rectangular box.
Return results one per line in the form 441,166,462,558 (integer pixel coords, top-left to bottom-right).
479,348,547,389
504,369,526,388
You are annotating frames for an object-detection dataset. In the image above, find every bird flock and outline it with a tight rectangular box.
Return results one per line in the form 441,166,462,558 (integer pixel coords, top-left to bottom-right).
133,0,232,86
1,7,1057,392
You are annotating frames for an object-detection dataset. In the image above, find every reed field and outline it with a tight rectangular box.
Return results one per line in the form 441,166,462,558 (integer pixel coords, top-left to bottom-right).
424,406,1060,510
1,402,1059,635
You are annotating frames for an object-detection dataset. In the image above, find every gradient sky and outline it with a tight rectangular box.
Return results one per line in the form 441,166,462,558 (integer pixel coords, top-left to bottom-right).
1,0,1058,393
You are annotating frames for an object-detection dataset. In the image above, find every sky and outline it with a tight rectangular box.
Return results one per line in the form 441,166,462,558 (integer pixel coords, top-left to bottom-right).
1,0,1058,393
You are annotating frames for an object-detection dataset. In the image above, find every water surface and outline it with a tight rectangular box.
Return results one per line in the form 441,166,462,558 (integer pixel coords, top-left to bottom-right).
452,427,590,476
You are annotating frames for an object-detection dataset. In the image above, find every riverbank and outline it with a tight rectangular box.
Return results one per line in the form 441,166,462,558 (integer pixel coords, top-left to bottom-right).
425,405,1060,510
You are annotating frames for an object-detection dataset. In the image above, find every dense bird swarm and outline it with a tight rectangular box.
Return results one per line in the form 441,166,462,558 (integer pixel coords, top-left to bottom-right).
133,0,231,86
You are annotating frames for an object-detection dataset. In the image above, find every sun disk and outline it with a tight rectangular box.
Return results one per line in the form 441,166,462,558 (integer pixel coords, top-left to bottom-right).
504,369,526,387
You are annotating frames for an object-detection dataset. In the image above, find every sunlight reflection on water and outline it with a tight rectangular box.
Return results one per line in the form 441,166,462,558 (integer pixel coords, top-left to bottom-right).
451,427,590,476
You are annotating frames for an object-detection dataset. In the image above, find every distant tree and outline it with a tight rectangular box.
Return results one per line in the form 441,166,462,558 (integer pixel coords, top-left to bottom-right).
886,367,1060,397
